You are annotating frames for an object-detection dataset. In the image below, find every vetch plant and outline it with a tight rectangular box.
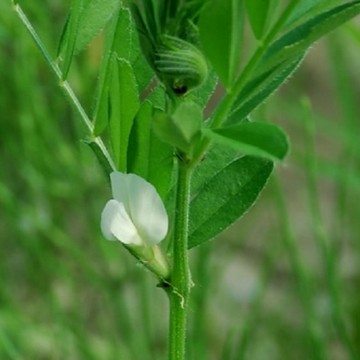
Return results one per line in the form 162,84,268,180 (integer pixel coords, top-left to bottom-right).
101,171,170,279
11,0,360,358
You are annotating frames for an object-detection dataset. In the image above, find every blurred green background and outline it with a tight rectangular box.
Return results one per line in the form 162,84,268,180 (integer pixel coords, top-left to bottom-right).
1,1,360,359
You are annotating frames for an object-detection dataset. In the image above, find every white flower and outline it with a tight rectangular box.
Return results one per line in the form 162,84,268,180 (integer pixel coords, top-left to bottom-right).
101,172,168,247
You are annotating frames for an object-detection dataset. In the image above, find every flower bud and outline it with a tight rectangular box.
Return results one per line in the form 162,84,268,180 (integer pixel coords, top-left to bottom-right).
155,35,208,95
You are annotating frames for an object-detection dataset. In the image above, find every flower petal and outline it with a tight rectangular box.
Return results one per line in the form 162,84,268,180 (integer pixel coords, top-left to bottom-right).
126,174,169,245
110,172,168,245
101,199,143,246
110,172,129,204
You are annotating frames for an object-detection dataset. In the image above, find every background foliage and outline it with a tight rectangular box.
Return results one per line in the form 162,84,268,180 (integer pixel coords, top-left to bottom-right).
1,1,360,359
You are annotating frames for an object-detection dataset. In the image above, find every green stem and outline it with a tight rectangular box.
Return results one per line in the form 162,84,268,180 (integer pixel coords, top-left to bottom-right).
190,0,301,168
167,161,192,360
12,2,115,171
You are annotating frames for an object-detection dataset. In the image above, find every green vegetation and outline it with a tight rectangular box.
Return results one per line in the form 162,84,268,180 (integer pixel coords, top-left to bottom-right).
1,1,360,359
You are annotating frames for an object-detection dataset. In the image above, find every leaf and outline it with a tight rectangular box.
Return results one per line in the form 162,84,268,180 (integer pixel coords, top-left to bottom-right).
189,69,218,111
246,0,272,39
146,85,166,109
199,0,244,88
191,144,242,194
228,54,305,124
261,1,360,71
58,0,85,79
109,56,139,171
188,155,273,248
93,7,154,136
286,0,343,27
74,0,121,54
127,101,174,201
93,7,135,136
85,140,114,180
112,7,135,60
203,122,289,161
153,101,203,155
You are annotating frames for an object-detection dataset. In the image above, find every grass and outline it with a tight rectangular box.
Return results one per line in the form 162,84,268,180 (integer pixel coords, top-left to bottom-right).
1,1,360,359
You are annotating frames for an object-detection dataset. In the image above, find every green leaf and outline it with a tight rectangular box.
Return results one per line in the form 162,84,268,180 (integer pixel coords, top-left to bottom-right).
188,155,273,248
127,101,174,201
109,56,139,171
189,69,218,110
228,54,305,124
146,85,166,109
73,0,121,54
93,7,154,136
203,121,289,161
93,7,135,136
58,0,85,79
286,0,343,27
191,144,242,194
85,140,113,180
199,0,244,88
245,0,272,39
262,1,360,70
153,101,203,155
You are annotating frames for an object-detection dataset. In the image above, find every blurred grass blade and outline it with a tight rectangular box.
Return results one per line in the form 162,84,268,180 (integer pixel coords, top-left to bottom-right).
109,56,139,171
199,0,244,88
127,101,174,201
203,122,289,161
261,1,360,71
245,0,272,39
58,0,85,79
189,155,273,248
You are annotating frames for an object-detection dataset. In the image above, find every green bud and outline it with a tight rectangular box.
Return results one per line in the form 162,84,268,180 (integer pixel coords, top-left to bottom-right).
155,35,208,95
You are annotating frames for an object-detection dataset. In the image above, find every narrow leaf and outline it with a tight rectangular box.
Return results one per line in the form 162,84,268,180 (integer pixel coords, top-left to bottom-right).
127,101,174,201
203,122,289,161
286,0,343,27
85,140,113,180
109,56,139,171
228,54,305,124
262,1,360,70
58,0,84,79
93,7,154,136
199,0,244,87
93,7,135,136
74,0,121,54
246,0,272,39
189,156,273,248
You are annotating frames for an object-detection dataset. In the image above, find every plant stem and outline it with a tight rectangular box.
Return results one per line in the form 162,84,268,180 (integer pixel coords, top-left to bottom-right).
12,2,115,171
167,161,192,360
190,0,301,168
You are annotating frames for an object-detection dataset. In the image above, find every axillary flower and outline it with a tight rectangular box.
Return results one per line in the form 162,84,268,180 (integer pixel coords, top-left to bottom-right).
101,171,170,279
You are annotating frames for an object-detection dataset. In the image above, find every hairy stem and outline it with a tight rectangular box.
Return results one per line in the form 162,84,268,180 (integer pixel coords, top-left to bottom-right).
167,161,192,360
